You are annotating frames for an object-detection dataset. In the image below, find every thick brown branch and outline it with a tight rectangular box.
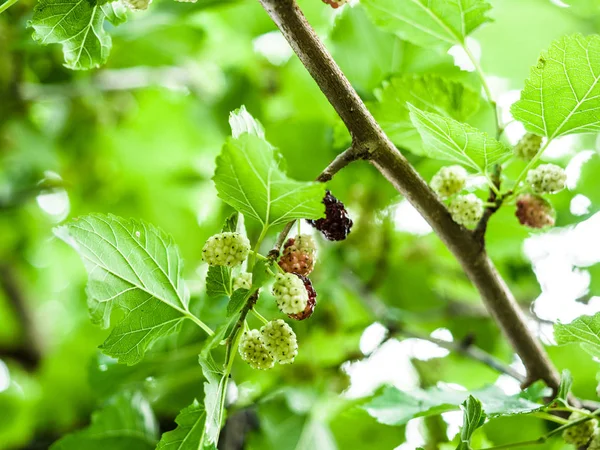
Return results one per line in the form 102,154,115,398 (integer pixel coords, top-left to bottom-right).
258,0,560,390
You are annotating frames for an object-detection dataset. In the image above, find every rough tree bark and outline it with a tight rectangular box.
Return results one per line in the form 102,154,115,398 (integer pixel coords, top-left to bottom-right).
257,0,560,390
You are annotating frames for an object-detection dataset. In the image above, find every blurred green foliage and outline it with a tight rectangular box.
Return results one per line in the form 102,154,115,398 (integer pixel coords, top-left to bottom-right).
2,0,600,448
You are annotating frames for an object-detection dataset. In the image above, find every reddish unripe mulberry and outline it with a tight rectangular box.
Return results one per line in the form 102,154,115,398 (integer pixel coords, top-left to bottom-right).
515,194,555,229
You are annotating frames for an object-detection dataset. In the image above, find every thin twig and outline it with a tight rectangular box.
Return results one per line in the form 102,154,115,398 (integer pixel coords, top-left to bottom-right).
474,165,503,242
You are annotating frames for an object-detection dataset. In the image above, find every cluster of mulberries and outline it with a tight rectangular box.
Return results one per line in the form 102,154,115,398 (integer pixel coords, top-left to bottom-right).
239,320,298,369
202,232,250,267
562,412,598,447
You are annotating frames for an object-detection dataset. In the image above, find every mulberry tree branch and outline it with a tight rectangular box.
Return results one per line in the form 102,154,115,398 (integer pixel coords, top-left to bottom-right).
257,0,560,390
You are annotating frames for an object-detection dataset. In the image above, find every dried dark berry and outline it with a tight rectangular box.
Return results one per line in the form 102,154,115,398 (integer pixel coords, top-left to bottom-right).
287,273,317,321
308,191,353,241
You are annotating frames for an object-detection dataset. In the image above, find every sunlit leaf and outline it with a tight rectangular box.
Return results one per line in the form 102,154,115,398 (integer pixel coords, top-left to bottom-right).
55,214,198,365
511,34,600,139
408,104,511,172
29,0,126,70
555,312,600,358
370,74,480,155
362,0,492,52
213,133,325,227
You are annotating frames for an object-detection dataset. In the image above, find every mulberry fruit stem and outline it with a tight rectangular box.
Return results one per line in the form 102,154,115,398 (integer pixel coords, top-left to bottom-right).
510,138,552,194
249,225,270,270
186,313,215,336
251,308,269,325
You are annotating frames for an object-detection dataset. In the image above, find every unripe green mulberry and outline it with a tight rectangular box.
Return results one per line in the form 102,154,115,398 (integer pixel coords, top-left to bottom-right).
272,273,308,315
430,165,468,199
514,133,543,161
261,319,298,364
202,232,250,267
448,194,484,227
123,0,151,10
238,329,274,370
562,412,597,447
233,272,252,291
526,164,567,194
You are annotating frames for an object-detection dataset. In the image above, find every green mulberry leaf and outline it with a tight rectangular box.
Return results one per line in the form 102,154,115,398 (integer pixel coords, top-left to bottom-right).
29,0,126,70
512,34,600,139
51,391,158,450
362,0,492,52
55,214,202,365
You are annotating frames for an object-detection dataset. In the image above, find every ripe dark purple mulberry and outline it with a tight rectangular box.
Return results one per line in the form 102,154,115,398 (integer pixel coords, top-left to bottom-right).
287,273,317,321
308,191,353,241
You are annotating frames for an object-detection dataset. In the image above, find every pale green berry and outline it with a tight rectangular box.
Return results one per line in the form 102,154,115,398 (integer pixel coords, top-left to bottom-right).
233,272,252,291
448,194,484,227
562,412,597,447
238,329,274,370
202,232,250,267
526,163,567,194
589,429,600,450
272,273,308,315
430,165,468,199
261,320,298,364
514,133,543,161
123,0,151,10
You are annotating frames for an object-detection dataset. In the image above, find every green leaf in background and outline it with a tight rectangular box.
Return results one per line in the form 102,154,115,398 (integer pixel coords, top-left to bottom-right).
511,34,600,139
229,106,266,139
556,370,573,403
213,133,325,227
199,355,228,448
362,0,492,52
363,384,544,426
456,396,486,450
51,391,158,450
157,400,214,450
408,104,511,172
29,0,126,70
555,312,600,359
55,214,202,365
370,75,480,155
